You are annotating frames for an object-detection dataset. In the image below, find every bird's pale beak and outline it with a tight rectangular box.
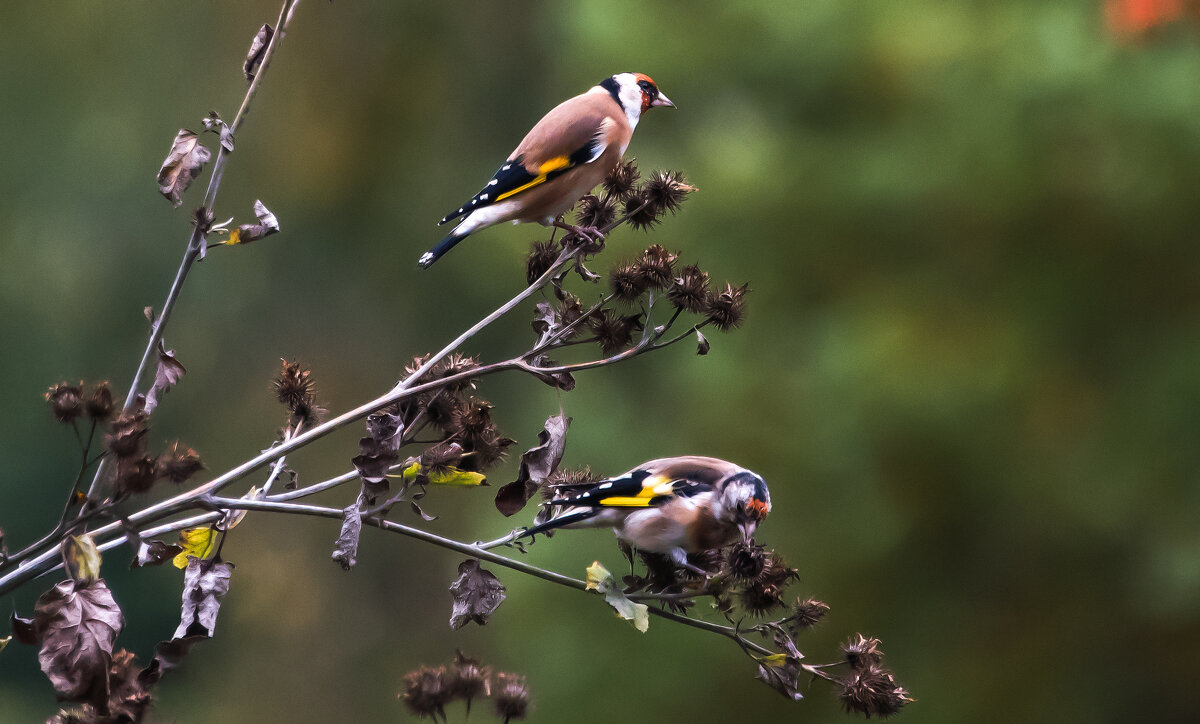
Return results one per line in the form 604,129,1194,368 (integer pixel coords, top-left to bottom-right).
651,92,676,109
738,520,756,542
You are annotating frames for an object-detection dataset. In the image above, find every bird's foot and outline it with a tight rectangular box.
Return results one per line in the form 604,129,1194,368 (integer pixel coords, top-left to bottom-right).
554,222,607,251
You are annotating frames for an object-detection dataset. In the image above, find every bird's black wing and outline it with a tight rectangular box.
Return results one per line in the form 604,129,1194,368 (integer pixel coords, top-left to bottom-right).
552,470,713,509
438,134,606,226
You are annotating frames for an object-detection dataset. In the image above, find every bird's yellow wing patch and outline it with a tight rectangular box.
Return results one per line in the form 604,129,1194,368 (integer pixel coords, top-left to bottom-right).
598,475,677,507
598,496,654,507
494,155,573,202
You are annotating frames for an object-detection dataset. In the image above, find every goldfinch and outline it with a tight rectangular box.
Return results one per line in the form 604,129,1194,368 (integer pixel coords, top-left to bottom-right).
522,456,771,568
418,72,675,268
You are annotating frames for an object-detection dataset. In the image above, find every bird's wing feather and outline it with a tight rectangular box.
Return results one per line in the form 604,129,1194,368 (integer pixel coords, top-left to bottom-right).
438,97,618,226
552,469,712,509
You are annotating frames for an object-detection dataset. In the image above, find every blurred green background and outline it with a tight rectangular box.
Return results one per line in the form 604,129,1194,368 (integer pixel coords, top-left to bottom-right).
3,0,1200,720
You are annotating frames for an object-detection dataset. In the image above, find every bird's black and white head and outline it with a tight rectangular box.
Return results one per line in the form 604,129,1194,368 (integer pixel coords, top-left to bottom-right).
599,72,675,128
715,471,772,541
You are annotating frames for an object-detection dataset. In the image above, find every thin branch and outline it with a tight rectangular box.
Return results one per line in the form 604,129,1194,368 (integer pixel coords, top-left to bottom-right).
83,0,302,505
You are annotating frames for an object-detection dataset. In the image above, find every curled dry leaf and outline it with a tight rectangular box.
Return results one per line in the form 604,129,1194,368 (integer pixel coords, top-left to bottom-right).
137,634,207,688
494,414,570,516
173,557,232,639
61,534,102,585
216,485,261,531
144,341,186,414
131,540,183,569
696,329,710,356
448,559,506,629
156,129,212,207
227,199,281,245
331,497,364,571
32,579,125,708
243,23,274,80
352,411,405,488
526,354,576,391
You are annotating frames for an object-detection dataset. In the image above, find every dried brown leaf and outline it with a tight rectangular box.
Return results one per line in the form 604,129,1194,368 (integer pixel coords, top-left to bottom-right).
494,414,569,516
156,129,211,207
173,558,232,639
448,559,506,629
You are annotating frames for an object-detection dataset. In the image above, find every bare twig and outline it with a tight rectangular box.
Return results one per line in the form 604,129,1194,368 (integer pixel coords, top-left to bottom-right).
83,0,302,506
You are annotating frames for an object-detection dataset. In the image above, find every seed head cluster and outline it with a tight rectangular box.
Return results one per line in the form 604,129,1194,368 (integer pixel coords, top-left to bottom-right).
399,654,528,721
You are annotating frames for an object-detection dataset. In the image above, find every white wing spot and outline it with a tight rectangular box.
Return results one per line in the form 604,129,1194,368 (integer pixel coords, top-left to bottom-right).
502,164,511,171
480,193,488,201
488,179,498,186
598,483,611,489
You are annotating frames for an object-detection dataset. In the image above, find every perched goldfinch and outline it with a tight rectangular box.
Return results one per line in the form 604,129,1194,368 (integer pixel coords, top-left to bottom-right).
522,456,771,568
418,72,675,268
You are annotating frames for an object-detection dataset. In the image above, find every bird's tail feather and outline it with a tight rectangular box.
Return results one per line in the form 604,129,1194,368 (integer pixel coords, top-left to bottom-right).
417,231,468,269
520,508,599,540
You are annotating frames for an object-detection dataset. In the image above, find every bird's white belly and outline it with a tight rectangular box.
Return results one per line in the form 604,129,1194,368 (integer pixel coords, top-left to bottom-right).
618,508,689,554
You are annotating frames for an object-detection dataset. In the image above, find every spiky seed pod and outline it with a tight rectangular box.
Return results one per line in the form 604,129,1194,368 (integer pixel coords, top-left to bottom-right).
668,263,710,313
788,598,830,631
399,666,450,720
637,244,678,290
433,353,479,395
273,360,324,425
404,354,431,378
576,193,617,229
609,261,650,302
425,394,464,435
420,442,464,475
157,442,204,484
457,399,494,437
447,652,491,705
84,382,116,421
602,158,639,201
623,190,662,231
641,169,694,217
842,634,885,671
45,383,84,424
459,429,513,473
546,466,598,487
115,455,159,496
106,410,149,459
725,541,768,582
587,309,643,355
273,360,314,411
737,581,785,617
704,282,749,331
526,240,559,285
757,550,801,590
492,673,531,722
839,665,913,718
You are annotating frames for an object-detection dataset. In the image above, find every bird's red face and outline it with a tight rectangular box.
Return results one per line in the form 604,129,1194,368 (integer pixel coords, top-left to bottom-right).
633,73,675,113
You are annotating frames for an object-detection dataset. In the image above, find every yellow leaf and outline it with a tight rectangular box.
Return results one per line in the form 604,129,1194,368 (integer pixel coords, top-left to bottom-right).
392,462,486,486
392,462,421,481
61,534,101,584
226,228,243,245
586,561,611,592
427,468,486,486
173,526,217,569
0,635,11,653
759,653,790,667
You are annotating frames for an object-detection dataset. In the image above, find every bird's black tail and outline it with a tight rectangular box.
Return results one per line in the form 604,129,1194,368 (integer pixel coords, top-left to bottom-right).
519,508,599,540
417,231,468,269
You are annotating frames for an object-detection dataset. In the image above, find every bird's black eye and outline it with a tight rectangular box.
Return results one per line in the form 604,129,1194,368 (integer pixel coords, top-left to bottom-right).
638,80,654,92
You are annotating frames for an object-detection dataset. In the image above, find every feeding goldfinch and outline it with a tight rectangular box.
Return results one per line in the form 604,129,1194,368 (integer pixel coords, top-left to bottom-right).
520,456,771,568
418,72,675,268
